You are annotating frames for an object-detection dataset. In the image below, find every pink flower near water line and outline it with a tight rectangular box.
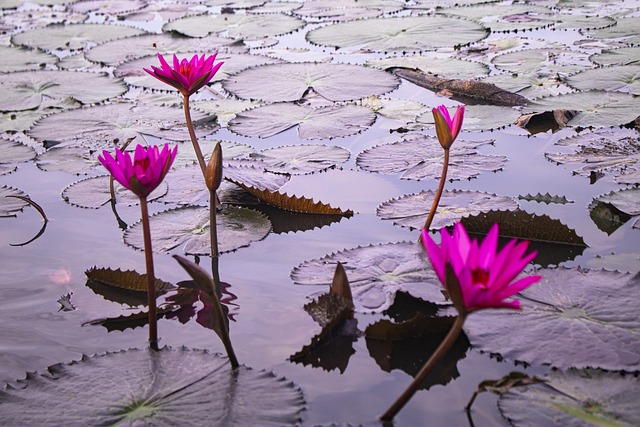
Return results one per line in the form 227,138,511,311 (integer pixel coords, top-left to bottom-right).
421,222,541,313
98,144,177,198
144,53,224,97
432,104,464,149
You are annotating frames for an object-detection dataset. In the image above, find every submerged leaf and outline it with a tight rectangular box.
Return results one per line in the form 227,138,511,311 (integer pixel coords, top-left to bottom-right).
0,348,305,426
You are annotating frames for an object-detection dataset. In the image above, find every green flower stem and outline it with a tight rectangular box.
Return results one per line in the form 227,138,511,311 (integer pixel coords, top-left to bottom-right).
139,196,159,351
183,94,207,178
380,314,467,422
422,148,450,232
209,189,219,260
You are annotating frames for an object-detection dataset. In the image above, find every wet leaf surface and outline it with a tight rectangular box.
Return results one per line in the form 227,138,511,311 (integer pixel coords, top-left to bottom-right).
416,104,522,130
464,267,640,371
11,23,145,51
566,64,640,95
582,16,640,45
0,348,305,426
293,0,404,21
0,46,57,72
249,144,350,175
62,176,168,208
0,138,36,164
490,47,594,76
438,4,556,33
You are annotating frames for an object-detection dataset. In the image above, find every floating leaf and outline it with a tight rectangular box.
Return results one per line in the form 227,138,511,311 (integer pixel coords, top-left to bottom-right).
124,206,271,256
481,72,573,100
83,307,176,332
438,4,556,33
466,372,545,411
377,189,519,231
499,369,640,427
522,90,640,127
416,104,522,130
460,210,587,267
164,12,305,39
223,62,400,102
0,348,305,426
68,0,147,14
589,188,640,234
358,135,507,181
0,109,48,133
518,193,573,205
367,56,489,80
566,65,640,95
464,267,640,371
0,138,36,164
586,253,640,274
0,186,29,217
62,175,168,208
544,128,640,184
193,98,264,128
28,102,218,148
591,46,640,66
306,15,488,52
491,47,594,76
11,23,146,51
249,144,350,175
582,16,640,45
0,46,57,73
294,0,404,22
291,242,446,313
85,267,174,305
357,97,428,124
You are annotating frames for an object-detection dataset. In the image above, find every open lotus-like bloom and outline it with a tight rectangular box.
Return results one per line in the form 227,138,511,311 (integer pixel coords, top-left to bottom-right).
433,104,464,149
421,222,541,314
98,144,177,198
144,53,224,97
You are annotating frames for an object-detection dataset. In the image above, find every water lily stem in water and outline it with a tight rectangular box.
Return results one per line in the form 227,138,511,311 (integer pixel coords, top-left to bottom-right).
139,197,159,351
380,314,466,422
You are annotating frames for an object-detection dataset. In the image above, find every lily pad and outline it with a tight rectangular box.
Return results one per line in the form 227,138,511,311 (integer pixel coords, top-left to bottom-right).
582,17,640,45
544,128,640,184
499,369,640,427
491,48,594,76
0,138,36,164
0,347,305,426
438,4,556,33
591,46,640,66
293,0,404,22
0,70,127,112
357,97,428,124
357,134,507,181
464,267,640,371
68,0,147,14
291,241,446,313
0,186,29,217
61,175,168,208
249,144,350,175
366,56,489,80
193,98,264,128
0,46,57,73
123,205,271,256
416,105,521,130
164,12,305,39
0,109,49,133
306,15,488,52
11,23,146,51
551,14,616,31
565,64,640,95
85,33,248,66
229,103,376,139
522,90,640,127
481,73,573,100
586,253,640,274
377,189,519,231
85,267,175,306
589,188,640,234
223,62,400,102
28,102,218,148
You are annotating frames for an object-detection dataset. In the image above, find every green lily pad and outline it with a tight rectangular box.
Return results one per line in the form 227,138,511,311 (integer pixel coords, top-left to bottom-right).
481,73,573,100
582,17,640,45
357,97,428,124
0,138,36,164
164,12,305,39
544,128,640,184
123,205,271,256
0,348,305,426
367,56,489,80
173,139,255,169
416,105,521,130
499,369,640,427
291,241,446,313
86,33,248,66
464,267,640,370
377,189,519,231
357,134,507,181
586,253,640,273
523,90,640,127
229,103,376,139
223,62,400,102
28,102,218,148
565,64,640,95
0,70,127,112
293,0,404,22
117,52,281,92
11,23,146,51
0,186,29,217
0,109,49,133
491,47,594,77
0,46,57,73
589,188,640,233
438,4,556,33
591,46,640,66
306,15,488,52
61,175,168,208
68,0,146,14
193,98,264,128
249,144,350,175
551,13,616,31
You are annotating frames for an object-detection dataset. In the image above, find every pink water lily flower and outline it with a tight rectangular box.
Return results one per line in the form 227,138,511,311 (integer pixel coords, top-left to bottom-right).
421,222,541,314
144,53,224,97
433,104,464,149
98,144,177,198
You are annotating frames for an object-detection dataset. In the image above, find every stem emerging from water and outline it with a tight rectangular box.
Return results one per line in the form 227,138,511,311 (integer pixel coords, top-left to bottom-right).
379,314,466,422
139,196,159,351
422,148,450,232
183,94,207,178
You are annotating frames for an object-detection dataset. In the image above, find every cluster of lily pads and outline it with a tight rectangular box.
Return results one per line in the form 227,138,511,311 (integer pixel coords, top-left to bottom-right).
1,0,640,425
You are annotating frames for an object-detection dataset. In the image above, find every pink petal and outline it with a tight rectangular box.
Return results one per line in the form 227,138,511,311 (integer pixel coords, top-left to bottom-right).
478,223,498,269
422,229,446,283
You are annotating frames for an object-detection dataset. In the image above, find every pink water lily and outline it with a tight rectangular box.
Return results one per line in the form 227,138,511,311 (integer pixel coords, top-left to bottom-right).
98,144,177,198
421,222,541,314
433,104,464,149
144,53,224,97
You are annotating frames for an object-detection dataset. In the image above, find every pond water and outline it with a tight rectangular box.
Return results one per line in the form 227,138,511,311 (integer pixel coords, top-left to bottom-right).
1,0,639,426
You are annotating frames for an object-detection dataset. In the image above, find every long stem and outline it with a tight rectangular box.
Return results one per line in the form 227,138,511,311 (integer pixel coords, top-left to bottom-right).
209,189,219,260
139,197,159,351
183,94,207,178
380,314,467,422
422,148,450,232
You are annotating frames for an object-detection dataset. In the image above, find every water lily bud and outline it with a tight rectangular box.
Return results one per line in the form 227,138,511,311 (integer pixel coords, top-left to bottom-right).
206,142,223,191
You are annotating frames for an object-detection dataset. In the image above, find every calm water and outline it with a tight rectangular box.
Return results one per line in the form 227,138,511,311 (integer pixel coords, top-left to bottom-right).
0,1,638,426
